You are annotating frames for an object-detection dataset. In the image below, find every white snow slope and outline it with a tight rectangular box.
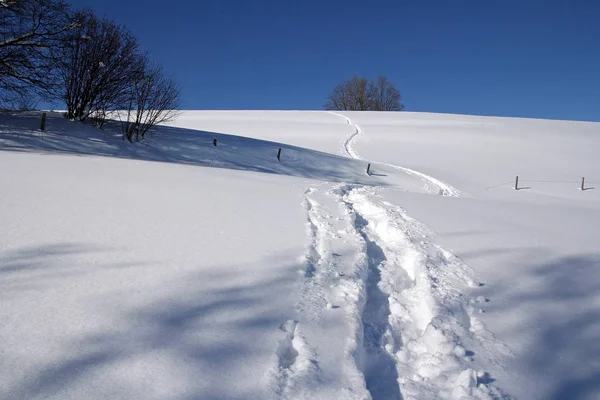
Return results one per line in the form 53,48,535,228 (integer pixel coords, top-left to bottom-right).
1,110,599,400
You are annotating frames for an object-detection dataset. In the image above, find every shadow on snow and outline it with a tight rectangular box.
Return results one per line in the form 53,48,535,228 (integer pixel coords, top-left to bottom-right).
0,110,382,186
0,242,314,399
486,253,600,400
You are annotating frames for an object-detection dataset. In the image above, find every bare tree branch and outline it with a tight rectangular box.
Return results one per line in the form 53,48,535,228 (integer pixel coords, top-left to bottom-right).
120,59,181,142
57,11,143,121
0,0,76,103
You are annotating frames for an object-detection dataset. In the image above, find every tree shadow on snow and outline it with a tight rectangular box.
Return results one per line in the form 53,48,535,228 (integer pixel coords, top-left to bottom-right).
0,243,344,399
0,242,149,298
0,110,382,186
486,253,600,400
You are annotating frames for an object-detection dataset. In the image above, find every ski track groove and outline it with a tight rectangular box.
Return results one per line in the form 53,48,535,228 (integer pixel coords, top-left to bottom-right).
351,207,403,400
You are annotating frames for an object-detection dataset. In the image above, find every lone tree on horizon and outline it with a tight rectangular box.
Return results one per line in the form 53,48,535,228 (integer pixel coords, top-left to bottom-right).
324,75,404,111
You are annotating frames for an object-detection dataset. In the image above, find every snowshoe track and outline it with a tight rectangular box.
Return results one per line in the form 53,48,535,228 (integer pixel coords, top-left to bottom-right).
271,112,509,399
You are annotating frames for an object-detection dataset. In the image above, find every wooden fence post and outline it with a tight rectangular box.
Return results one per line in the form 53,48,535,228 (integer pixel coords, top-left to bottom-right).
366,163,371,176
40,112,47,132
213,138,217,147
581,177,585,191
514,175,519,190
277,148,282,162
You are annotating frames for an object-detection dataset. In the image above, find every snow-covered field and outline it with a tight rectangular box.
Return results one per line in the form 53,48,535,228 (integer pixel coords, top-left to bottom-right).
1,109,599,399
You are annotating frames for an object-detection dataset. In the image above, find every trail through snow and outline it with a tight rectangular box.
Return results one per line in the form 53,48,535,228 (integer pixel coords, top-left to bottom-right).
270,113,510,399
327,111,462,197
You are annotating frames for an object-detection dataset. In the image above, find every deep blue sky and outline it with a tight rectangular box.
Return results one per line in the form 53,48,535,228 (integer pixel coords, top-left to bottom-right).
68,0,600,121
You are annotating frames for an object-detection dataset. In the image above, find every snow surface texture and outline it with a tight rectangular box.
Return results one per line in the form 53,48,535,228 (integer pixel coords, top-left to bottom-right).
1,110,599,400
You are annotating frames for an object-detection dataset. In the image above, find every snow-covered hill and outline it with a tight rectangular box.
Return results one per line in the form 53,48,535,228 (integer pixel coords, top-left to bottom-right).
1,110,598,400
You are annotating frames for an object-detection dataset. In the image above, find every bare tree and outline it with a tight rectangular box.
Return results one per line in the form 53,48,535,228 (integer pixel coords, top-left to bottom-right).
324,75,404,111
371,75,404,111
323,79,351,111
58,11,142,121
120,60,180,142
0,0,76,104
324,75,372,111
